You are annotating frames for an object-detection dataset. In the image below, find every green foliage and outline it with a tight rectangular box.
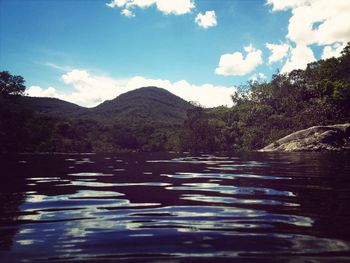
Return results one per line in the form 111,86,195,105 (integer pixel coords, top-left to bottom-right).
1,84,192,153
182,42,350,152
0,71,25,97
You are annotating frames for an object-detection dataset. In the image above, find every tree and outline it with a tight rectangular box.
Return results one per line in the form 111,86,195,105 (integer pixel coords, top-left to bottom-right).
0,71,30,152
0,71,26,97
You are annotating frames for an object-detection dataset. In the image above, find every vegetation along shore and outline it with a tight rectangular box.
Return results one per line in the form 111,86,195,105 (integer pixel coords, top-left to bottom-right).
1,43,349,153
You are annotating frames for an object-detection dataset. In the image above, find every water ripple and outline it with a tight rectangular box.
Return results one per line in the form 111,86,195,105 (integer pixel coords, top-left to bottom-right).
1,152,350,262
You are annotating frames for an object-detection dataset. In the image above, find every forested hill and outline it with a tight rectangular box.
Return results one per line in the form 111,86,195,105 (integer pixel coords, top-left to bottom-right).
24,87,193,125
90,87,193,125
0,85,194,152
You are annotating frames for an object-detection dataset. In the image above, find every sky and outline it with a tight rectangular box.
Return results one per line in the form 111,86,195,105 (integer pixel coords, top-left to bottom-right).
1,0,349,107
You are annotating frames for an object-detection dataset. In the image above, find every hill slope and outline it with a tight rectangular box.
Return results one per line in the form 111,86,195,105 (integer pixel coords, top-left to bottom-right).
90,86,193,126
20,87,194,152
26,87,193,126
24,97,88,118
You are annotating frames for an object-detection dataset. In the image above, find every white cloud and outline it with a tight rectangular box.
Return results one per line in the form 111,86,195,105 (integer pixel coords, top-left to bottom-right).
266,0,309,12
321,42,347,59
286,0,350,46
215,44,263,76
267,0,350,72
106,0,195,16
133,77,237,107
195,11,217,29
59,70,123,106
249,73,267,82
45,62,73,72
106,0,131,8
156,0,195,15
281,45,316,73
121,8,135,17
27,86,59,98
27,69,237,108
265,42,290,64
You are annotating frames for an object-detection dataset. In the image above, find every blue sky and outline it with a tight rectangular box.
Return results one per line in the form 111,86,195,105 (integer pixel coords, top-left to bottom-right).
1,0,349,107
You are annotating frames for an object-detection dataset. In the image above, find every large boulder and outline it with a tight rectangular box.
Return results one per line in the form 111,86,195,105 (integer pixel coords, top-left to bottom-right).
259,123,350,152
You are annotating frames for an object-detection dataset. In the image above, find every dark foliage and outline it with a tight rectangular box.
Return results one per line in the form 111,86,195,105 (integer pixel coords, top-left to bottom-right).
0,79,193,152
0,71,25,97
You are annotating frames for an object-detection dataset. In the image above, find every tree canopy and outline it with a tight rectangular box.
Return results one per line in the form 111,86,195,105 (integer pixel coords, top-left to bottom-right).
181,42,350,152
0,71,26,97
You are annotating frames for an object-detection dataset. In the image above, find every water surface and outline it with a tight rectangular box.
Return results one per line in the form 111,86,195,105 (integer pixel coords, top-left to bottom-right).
1,152,350,262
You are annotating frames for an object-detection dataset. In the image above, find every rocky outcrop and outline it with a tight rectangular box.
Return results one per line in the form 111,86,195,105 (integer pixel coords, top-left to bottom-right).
259,123,350,152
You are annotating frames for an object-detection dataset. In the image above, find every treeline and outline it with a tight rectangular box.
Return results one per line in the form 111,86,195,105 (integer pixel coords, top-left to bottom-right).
180,43,350,152
0,99,179,153
0,75,181,153
1,43,349,153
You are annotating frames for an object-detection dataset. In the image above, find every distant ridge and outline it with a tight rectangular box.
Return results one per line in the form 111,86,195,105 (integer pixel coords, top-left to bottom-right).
25,86,194,125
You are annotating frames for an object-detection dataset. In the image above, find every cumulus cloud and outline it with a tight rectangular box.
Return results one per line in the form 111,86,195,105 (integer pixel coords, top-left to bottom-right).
285,0,350,46
267,0,350,71
265,42,290,64
281,45,316,73
59,70,125,106
27,69,237,108
215,44,263,76
27,86,59,97
156,0,195,15
321,42,347,59
106,0,195,16
195,11,217,29
121,8,135,17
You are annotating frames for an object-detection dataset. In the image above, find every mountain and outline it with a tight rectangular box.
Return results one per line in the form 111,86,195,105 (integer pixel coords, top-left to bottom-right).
19,87,194,152
85,87,195,151
90,87,193,126
25,86,193,126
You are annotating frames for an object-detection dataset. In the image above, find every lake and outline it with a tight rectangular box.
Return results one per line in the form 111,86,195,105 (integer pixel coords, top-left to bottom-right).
1,152,350,262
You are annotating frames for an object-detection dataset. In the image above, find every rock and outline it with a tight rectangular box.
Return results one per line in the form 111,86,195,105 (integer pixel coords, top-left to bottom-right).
259,123,350,152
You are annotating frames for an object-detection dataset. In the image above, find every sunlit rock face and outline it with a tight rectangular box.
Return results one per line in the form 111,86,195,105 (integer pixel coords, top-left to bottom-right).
259,123,350,152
